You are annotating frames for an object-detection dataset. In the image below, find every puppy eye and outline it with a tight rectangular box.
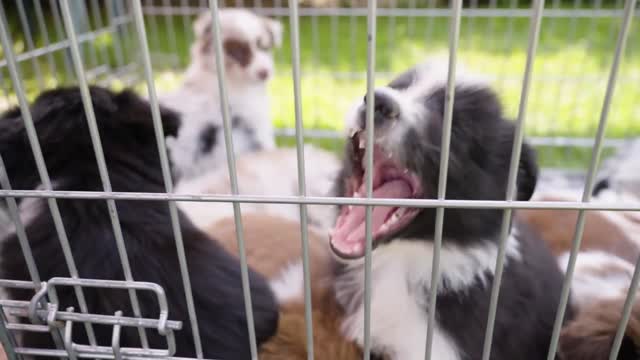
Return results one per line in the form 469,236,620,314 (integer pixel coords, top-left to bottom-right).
256,38,271,51
223,39,252,67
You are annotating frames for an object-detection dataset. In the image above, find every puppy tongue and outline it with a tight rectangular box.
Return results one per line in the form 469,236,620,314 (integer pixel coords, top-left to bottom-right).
331,180,411,257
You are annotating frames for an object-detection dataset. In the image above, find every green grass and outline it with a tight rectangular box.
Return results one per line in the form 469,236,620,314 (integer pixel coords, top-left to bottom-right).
2,12,639,168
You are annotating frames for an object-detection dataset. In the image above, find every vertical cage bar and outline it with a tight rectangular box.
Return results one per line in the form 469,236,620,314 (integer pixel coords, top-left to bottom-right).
208,0,262,356
362,1,377,359
146,0,162,58
349,0,357,73
116,0,135,64
330,6,338,70
205,0,261,356
288,0,315,358
387,0,396,73
16,0,45,89
161,0,179,68
546,0,637,358
49,0,75,83
58,0,151,347
424,1,462,359
408,0,417,36
424,0,437,46
33,0,58,83
0,306,19,360
484,0,498,52
0,1,98,346
481,1,546,360
180,0,193,66
130,1,205,357
70,0,99,71
609,256,640,359
89,0,112,68
106,0,126,69
466,0,478,50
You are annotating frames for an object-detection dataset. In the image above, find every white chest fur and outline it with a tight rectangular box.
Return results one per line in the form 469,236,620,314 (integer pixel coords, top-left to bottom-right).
335,235,521,360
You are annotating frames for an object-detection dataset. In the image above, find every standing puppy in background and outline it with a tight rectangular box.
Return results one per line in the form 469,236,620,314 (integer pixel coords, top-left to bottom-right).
160,9,282,178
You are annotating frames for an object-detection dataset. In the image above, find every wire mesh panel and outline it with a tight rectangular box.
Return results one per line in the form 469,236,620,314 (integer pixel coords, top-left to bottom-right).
0,0,639,359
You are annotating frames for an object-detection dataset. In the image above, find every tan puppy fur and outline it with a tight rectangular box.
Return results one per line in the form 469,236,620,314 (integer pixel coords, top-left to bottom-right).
516,194,640,263
208,213,362,359
559,298,640,360
208,213,332,281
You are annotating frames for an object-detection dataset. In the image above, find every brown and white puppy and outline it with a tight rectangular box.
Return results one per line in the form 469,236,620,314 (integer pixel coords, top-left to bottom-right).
207,213,362,360
161,9,282,180
516,193,640,263
176,145,341,232
555,251,640,360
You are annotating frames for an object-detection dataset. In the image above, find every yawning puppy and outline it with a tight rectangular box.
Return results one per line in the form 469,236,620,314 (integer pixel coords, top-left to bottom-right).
329,62,568,360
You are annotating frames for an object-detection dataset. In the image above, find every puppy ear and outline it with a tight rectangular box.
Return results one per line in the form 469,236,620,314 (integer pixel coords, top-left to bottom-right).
516,142,539,201
264,18,283,48
193,11,213,39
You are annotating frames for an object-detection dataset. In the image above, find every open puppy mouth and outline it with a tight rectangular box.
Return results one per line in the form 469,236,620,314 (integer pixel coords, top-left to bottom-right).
330,129,423,259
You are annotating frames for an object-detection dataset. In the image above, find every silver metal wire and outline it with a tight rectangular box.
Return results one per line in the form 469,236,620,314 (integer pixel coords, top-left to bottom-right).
0,1,99,346
609,255,640,359
1,1,639,359
16,0,45,89
287,0,315,358
207,0,259,358
362,1,377,358
59,0,151,347
2,189,640,212
424,1,462,359
130,0,205,356
482,1,546,359
546,0,638,358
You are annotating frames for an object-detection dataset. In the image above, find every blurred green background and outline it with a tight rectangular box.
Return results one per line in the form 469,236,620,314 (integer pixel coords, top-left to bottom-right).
1,0,638,169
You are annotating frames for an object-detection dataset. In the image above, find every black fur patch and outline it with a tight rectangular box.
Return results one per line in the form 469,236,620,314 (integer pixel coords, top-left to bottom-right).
0,86,278,358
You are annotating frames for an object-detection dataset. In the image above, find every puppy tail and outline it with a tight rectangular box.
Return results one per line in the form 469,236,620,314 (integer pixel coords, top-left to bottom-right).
559,298,640,360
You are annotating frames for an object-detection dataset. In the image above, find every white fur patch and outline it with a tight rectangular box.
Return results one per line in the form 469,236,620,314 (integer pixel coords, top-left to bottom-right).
269,260,305,304
336,233,521,360
0,186,46,243
558,250,636,310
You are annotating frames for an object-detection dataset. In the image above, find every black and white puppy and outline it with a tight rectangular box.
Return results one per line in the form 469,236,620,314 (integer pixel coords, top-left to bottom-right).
0,87,278,358
329,62,569,360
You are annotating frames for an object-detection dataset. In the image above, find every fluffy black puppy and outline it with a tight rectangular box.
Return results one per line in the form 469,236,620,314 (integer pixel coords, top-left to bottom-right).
0,86,278,358
329,62,570,360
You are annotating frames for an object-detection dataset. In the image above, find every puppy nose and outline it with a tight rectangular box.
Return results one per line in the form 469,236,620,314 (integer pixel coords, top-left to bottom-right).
359,89,400,129
257,69,269,81
199,124,219,153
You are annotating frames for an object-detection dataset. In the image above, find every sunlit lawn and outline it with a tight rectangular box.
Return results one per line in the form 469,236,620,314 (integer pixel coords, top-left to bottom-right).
3,13,639,168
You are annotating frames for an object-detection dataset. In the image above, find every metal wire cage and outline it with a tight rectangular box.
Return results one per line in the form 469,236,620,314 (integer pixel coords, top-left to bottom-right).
0,0,639,359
